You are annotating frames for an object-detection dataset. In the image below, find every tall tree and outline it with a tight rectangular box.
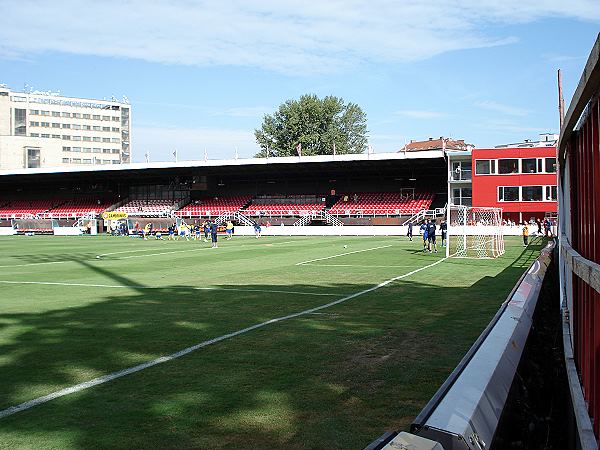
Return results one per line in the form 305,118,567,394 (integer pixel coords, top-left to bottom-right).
255,94,368,157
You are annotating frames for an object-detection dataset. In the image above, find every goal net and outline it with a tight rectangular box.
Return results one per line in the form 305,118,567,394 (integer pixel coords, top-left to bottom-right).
447,206,505,258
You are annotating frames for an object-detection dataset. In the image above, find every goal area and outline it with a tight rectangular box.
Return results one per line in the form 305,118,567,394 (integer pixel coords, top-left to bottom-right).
446,206,505,258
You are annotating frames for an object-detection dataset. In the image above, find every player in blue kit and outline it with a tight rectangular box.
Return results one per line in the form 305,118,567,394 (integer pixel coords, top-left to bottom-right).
427,219,438,253
420,220,429,252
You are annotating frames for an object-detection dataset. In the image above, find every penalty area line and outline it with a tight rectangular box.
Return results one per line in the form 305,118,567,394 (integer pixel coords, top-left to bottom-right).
295,244,393,266
0,256,446,420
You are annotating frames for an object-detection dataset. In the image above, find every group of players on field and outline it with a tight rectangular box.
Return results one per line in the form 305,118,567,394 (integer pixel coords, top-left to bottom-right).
406,219,447,253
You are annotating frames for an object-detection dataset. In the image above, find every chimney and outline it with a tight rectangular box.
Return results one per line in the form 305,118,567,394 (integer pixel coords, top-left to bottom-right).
429,137,433,141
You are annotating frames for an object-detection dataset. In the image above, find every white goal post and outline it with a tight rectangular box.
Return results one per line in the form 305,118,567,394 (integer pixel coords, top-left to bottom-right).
446,206,505,258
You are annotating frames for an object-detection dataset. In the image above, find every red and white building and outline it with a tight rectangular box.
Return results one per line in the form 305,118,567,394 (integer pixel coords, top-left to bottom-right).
447,134,558,223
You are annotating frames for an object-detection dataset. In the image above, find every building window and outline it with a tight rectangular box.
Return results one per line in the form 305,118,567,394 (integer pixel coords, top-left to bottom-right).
62,158,70,163
111,137,120,143
83,136,91,141
83,147,92,153
29,121,39,127
83,125,91,130
73,113,81,119
30,133,39,137
83,114,90,119
111,149,120,154
103,148,111,153
52,123,60,128
102,137,110,143
93,148,101,153
112,127,120,132
62,135,71,140
546,186,558,201
498,159,519,174
52,134,60,139
14,108,27,135
29,109,39,115
72,147,81,152
102,115,110,121
521,158,538,173
93,125,101,131
40,110,50,116
72,124,81,130
41,134,50,138
41,122,50,127
475,159,495,175
83,159,92,164
112,160,121,164
498,186,520,202
62,146,71,152
62,123,71,129
72,136,82,141
62,112,70,118
522,186,543,201
72,158,81,164
102,126,110,132
545,158,556,173
93,137,101,142
26,148,41,168
52,111,60,117
93,115,100,120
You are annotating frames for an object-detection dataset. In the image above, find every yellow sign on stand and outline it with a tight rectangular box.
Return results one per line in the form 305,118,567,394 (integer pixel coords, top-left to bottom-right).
102,212,128,220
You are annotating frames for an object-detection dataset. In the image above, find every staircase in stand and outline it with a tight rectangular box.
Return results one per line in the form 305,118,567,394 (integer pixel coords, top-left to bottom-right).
293,210,344,226
214,211,254,226
402,205,447,225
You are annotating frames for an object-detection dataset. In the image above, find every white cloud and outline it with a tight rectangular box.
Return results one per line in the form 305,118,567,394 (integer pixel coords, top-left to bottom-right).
395,110,445,119
133,126,258,162
475,100,530,117
0,1,598,74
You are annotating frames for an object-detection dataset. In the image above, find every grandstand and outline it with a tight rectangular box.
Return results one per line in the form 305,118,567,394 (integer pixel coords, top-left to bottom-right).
328,191,434,216
0,199,55,218
115,199,176,216
43,199,114,218
242,195,326,216
175,195,252,217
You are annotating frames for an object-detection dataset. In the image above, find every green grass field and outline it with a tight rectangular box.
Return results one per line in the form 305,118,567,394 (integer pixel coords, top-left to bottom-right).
0,234,546,449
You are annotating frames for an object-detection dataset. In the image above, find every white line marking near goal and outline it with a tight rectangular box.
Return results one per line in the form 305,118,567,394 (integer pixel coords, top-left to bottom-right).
300,263,419,268
0,280,339,297
295,244,393,266
0,256,446,420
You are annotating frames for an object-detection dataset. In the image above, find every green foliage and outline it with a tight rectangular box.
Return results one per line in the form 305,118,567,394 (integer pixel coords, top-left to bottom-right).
255,94,368,157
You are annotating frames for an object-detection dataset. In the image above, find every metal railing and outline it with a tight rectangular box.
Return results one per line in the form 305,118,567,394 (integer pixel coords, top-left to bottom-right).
557,32,600,448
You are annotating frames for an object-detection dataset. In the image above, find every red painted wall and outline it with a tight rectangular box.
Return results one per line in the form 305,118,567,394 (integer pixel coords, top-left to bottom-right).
471,147,557,220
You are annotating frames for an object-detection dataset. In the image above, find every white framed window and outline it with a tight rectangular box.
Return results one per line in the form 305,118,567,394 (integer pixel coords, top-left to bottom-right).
62,158,70,163
522,186,543,201
498,186,520,202
475,159,496,175
498,159,519,174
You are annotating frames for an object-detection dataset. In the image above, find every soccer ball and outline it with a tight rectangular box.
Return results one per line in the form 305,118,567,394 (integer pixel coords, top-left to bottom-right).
343,245,347,249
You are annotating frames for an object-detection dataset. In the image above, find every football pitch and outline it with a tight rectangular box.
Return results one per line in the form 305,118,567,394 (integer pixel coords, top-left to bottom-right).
0,234,546,449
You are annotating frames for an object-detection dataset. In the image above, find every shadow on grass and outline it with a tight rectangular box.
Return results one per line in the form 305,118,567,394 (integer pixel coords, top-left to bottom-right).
0,239,548,449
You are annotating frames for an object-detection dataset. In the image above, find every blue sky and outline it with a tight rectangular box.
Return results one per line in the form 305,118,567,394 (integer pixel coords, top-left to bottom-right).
0,1,598,162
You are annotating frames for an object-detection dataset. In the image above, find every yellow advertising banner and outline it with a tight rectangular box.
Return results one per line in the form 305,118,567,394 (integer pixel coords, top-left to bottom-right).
102,211,128,220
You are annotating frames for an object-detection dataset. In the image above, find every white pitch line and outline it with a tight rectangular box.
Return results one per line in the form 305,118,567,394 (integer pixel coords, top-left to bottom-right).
0,280,339,297
295,244,393,266
0,256,446,420
300,263,419,268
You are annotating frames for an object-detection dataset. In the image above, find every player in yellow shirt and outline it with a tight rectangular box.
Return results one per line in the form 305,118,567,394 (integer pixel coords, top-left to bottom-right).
225,221,234,240
522,223,529,247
